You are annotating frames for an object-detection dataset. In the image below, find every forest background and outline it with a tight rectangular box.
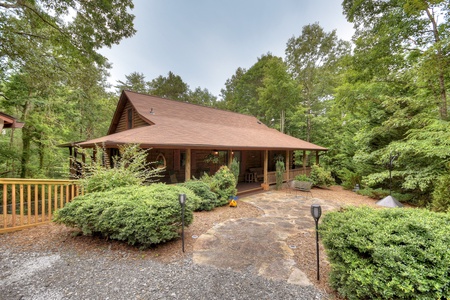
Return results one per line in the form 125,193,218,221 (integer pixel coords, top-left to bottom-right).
0,0,449,209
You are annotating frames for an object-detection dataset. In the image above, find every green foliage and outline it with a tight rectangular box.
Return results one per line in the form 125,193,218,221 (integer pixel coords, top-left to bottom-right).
338,168,361,190
200,166,237,206
180,179,217,211
431,174,450,213
294,174,313,182
230,158,240,187
275,160,285,190
309,164,335,187
320,207,450,299
356,187,390,199
53,184,200,248
78,144,163,193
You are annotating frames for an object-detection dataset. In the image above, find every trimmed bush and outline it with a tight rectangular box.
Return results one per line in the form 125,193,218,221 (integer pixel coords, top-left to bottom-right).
180,179,217,211
201,166,237,206
309,164,335,187
53,184,200,248
320,207,450,299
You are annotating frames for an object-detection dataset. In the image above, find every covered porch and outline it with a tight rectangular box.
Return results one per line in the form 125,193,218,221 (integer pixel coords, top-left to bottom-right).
66,145,321,191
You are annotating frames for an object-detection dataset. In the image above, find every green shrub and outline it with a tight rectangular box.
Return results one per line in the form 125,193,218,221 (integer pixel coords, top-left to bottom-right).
53,184,200,248
320,207,450,299
337,168,361,190
294,174,313,182
180,179,217,211
309,164,335,187
275,160,285,190
356,187,390,199
201,166,237,206
78,144,163,193
431,174,450,212
230,158,240,186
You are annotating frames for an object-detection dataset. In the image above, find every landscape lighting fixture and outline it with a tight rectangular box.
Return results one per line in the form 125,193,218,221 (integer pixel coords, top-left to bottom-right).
310,204,322,281
179,194,186,252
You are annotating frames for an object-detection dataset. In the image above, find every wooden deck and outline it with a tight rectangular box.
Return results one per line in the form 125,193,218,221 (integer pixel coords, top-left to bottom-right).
237,182,264,195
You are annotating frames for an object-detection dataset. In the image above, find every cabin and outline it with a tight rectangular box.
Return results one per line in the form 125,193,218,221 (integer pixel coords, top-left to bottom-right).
65,91,327,193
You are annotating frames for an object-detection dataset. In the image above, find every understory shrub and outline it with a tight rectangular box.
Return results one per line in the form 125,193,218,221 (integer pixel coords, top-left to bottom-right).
320,207,450,299
431,174,450,212
230,158,240,187
200,166,237,206
180,179,217,211
78,144,163,193
337,168,361,190
309,164,335,187
275,160,285,190
294,174,313,182
356,188,414,203
53,184,200,248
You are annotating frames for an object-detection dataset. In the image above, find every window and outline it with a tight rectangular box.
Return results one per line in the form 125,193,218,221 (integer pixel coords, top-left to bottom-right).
127,108,132,129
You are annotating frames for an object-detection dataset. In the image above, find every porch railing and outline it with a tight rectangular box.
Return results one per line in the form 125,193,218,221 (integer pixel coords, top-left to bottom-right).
0,178,82,233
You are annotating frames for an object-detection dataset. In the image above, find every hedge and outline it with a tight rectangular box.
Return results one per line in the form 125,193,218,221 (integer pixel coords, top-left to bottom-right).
53,184,200,248
179,179,217,211
320,207,450,299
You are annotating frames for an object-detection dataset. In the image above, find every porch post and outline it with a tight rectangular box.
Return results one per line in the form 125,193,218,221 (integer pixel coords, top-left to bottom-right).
264,150,268,185
302,150,307,174
316,151,320,166
185,148,191,181
286,150,290,182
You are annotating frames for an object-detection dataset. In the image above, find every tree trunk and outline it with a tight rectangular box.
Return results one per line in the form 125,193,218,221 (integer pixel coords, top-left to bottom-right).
426,7,447,119
20,126,32,178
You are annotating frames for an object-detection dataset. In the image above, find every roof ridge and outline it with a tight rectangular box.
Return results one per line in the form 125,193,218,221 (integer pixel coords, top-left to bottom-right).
123,90,260,120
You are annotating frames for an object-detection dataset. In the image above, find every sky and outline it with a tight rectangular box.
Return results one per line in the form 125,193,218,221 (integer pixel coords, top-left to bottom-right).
99,0,355,97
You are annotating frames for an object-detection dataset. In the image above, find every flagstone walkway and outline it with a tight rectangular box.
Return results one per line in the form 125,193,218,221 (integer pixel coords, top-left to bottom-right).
193,191,341,286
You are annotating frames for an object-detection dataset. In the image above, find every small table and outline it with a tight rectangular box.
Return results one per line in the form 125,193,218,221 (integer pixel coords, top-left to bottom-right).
244,172,255,183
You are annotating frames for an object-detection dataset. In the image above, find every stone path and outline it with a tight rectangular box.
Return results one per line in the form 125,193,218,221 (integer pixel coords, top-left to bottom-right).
193,191,340,286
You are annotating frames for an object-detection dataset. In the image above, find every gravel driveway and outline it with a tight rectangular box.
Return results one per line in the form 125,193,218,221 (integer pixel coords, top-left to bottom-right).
1,247,325,300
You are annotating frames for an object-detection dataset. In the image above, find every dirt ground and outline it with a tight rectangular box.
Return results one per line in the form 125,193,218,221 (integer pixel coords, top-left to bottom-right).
0,185,381,298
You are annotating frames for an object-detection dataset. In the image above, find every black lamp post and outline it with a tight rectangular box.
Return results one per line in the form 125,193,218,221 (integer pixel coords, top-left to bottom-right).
179,193,186,252
310,204,322,281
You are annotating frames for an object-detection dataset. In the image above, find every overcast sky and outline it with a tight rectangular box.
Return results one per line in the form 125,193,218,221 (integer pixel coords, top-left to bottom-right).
99,0,354,97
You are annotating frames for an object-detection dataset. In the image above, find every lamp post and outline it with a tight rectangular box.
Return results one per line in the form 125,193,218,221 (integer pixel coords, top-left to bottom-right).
179,193,186,252
310,204,322,281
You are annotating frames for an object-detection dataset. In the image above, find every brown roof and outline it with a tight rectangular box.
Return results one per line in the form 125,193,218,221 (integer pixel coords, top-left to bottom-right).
77,91,327,151
0,112,24,129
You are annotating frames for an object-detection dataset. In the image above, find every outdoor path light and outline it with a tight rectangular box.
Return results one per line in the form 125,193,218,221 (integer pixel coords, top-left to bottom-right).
310,204,322,281
179,193,186,252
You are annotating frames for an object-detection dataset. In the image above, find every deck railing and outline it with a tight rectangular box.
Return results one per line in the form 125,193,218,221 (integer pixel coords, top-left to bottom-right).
0,178,82,233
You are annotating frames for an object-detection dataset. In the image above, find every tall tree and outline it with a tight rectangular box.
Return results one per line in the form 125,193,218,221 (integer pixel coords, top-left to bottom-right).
220,53,291,125
0,0,136,69
342,0,450,119
0,0,135,178
188,87,217,106
148,71,189,101
285,23,351,142
115,72,149,94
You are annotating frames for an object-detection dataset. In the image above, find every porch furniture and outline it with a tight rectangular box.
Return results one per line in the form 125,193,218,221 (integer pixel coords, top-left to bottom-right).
248,167,264,182
244,172,255,183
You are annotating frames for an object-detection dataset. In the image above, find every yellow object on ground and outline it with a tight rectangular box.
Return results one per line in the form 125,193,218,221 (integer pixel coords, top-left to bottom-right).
229,199,237,207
